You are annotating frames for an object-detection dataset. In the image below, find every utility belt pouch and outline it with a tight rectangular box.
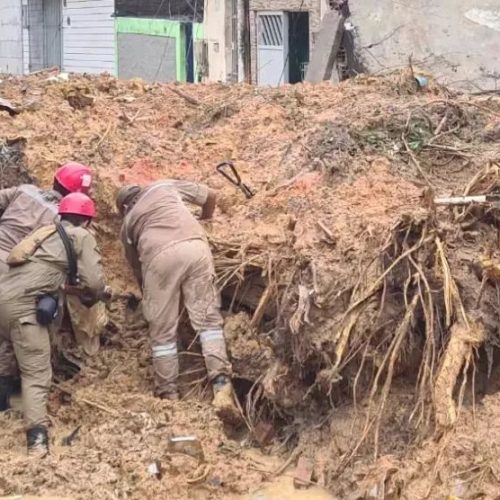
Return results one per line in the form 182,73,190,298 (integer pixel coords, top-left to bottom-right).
36,294,59,326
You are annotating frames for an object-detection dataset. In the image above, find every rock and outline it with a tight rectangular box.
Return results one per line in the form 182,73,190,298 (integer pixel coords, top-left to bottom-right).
293,456,315,489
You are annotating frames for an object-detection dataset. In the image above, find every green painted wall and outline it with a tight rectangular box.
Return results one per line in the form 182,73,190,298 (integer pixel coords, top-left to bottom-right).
116,17,203,82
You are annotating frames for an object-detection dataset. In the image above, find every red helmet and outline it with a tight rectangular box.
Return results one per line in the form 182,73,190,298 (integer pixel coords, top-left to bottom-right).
59,193,96,218
54,162,93,194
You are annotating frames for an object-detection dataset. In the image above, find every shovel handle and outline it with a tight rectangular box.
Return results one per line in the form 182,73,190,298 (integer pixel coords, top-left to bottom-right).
216,161,241,186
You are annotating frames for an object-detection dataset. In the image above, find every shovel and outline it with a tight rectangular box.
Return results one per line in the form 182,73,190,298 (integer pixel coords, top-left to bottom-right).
216,161,255,199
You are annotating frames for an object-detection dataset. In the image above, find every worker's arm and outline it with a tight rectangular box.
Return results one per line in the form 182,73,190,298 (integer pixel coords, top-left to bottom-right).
200,189,216,220
168,180,210,207
166,179,217,219
0,186,18,216
72,230,107,307
120,224,143,288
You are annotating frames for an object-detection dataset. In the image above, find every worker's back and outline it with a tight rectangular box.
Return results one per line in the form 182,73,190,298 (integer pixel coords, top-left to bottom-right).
122,180,209,268
0,222,103,321
0,185,61,262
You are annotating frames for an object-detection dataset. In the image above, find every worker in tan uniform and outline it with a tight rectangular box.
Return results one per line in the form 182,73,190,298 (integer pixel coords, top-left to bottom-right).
116,180,239,422
0,193,108,456
0,162,97,410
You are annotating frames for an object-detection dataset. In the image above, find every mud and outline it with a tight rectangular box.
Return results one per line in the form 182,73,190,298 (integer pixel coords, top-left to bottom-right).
1,71,500,498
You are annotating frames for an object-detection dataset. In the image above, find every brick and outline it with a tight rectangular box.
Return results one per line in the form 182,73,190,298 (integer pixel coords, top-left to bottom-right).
293,456,315,488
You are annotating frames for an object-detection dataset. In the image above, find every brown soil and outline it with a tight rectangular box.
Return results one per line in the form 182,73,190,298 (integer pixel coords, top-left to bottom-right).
1,70,500,498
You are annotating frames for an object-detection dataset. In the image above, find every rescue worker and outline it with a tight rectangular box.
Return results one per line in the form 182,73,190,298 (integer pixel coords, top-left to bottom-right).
0,161,93,273
0,162,95,411
115,180,239,422
0,193,108,456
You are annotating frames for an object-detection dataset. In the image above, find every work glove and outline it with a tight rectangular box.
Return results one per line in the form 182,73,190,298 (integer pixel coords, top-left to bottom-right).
99,286,113,303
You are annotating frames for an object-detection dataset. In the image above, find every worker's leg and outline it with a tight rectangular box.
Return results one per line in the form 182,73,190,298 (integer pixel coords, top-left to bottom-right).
181,240,231,380
0,340,18,376
0,259,18,409
11,317,51,454
0,340,17,411
143,246,187,399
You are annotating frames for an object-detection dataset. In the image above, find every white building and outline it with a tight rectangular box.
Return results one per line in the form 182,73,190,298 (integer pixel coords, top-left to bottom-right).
0,0,115,75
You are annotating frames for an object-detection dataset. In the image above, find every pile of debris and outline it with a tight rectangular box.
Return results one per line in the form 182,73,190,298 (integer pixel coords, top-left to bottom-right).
0,70,500,498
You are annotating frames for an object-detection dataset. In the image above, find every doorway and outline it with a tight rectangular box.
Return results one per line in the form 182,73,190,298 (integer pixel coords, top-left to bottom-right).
28,0,62,71
184,22,194,83
257,12,289,86
256,11,309,86
43,0,62,68
288,12,309,84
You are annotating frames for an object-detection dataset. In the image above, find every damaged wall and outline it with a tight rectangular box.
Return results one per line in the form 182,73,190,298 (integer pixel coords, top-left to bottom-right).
349,0,500,91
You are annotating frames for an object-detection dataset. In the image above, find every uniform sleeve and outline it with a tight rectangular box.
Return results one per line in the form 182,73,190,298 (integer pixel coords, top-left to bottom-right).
75,230,106,293
0,187,18,214
170,180,209,207
120,223,143,287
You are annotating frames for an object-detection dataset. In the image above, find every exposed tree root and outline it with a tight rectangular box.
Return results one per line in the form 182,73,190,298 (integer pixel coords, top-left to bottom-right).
434,321,485,428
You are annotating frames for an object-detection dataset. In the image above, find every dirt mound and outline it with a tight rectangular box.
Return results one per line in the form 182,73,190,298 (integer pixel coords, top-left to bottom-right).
1,70,500,498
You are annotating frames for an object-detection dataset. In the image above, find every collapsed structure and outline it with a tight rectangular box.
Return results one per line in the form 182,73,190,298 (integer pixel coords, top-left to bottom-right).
0,70,500,498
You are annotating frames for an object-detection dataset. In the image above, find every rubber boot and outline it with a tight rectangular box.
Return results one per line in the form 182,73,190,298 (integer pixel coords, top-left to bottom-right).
27,425,49,458
157,389,180,401
0,375,13,412
153,356,180,401
212,375,241,425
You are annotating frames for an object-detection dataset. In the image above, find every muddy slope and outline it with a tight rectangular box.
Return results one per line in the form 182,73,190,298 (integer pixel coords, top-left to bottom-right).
1,70,500,498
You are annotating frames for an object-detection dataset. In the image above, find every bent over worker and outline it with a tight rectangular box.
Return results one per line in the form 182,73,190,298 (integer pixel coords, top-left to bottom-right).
116,180,238,422
0,162,95,408
0,193,107,456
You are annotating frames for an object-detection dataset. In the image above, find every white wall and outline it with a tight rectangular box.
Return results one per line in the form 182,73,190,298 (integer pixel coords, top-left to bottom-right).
62,0,115,74
204,0,232,82
22,0,45,73
0,0,23,74
22,0,30,74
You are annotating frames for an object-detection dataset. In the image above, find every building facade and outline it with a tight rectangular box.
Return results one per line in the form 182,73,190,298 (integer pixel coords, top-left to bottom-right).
0,0,203,82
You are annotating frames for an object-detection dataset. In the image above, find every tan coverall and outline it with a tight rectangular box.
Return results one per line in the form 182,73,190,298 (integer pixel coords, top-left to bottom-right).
0,184,106,371
0,222,105,428
121,180,231,397
0,185,61,379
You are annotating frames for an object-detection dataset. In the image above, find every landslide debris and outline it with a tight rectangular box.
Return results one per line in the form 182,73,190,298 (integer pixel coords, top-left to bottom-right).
0,69,500,499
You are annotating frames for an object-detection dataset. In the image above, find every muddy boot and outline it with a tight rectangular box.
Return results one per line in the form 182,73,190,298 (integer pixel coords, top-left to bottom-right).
212,375,241,425
27,425,49,458
156,388,180,401
153,352,179,401
0,375,13,412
